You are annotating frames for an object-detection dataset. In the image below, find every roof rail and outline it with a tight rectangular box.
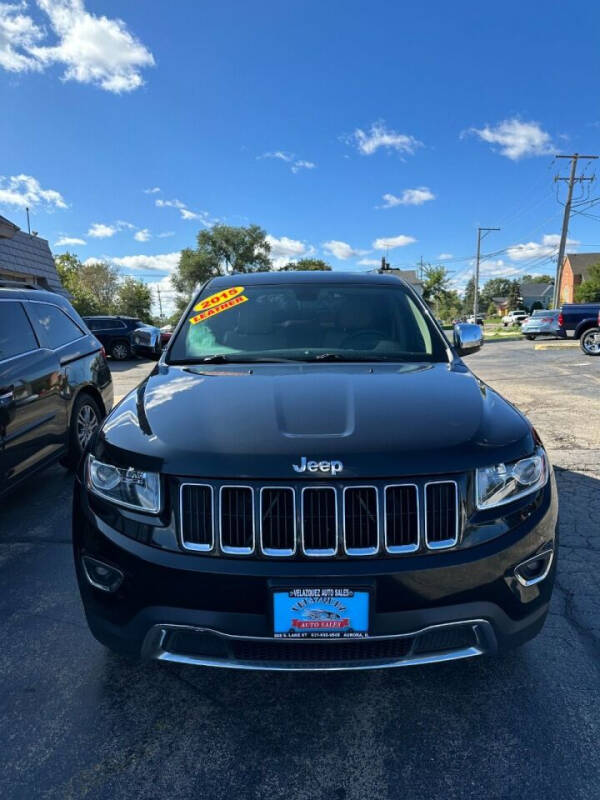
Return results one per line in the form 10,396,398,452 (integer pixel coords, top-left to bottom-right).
0,280,46,291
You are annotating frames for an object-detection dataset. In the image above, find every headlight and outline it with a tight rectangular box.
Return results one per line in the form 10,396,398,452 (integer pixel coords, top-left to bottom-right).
476,449,548,510
87,455,161,513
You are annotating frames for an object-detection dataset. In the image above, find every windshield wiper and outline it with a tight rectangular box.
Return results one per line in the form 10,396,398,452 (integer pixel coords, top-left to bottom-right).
175,354,298,364
307,353,397,362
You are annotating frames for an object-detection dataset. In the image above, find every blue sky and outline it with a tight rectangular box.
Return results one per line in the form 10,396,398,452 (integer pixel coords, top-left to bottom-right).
2,0,600,314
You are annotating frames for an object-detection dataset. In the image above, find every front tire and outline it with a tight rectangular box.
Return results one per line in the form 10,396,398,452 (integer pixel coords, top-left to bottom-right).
525,334,536,341
580,328,600,356
110,340,130,360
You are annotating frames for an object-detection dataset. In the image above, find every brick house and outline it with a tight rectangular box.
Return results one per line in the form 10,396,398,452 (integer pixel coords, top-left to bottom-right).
558,253,600,304
0,213,67,294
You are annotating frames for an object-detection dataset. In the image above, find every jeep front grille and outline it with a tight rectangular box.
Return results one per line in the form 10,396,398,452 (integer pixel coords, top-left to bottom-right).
180,479,461,558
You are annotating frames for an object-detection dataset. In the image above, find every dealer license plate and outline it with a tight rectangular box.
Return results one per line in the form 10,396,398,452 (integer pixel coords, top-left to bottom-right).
273,588,369,639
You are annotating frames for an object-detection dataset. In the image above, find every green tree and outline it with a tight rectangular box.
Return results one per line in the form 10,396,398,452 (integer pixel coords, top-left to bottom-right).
116,277,153,321
507,279,522,310
575,262,600,302
462,276,476,315
520,274,554,284
436,290,463,322
172,224,272,298
486,301,498,316
422,265,450,305
280,258,332,271
55,252,120,316
479,278,513,309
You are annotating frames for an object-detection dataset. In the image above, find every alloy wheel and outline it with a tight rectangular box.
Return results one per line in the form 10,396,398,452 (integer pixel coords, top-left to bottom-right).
77,404,99,449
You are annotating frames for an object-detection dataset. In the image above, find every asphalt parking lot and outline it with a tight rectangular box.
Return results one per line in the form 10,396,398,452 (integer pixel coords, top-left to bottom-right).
1,342,599,800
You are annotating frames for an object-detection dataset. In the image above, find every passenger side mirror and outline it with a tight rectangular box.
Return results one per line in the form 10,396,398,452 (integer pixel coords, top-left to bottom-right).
453,323,483,357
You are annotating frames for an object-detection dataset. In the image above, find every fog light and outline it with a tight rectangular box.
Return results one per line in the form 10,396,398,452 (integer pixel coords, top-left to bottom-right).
82,555,124,593
514,549,554,587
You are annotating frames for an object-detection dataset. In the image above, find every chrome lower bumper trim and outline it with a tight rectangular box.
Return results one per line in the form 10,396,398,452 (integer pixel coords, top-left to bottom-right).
141,619,494,672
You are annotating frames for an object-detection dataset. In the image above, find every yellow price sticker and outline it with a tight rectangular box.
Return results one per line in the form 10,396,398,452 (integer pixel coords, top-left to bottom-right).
193,286,245,312
189,294,248,324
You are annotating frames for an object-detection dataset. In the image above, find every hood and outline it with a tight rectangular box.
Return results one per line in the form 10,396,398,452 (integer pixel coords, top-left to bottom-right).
96,362,534,479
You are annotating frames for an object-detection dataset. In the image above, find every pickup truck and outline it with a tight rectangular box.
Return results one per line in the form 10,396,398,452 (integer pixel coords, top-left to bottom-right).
502,310,528,327
558,303,600,356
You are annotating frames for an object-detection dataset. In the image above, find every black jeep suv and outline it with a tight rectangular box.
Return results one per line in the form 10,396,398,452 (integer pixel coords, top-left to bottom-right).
83,315,161,361
0,285,113,497
73,272,557,671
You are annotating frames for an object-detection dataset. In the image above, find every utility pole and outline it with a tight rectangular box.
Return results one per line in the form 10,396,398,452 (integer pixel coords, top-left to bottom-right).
157,286,164,322
26,207,31,234
473,227,500,321
552,153,597,307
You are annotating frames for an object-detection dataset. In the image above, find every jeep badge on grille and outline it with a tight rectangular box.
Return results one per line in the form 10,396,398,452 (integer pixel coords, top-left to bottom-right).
292,457,343,475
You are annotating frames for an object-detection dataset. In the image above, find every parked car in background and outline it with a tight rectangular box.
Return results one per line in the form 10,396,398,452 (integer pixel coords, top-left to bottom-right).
130,325,162,360
467,315,484,325
0,284,113,497
82,316,160,361
160,325,174,348
521,310,561,340
558,304,600,356
502,310,528,327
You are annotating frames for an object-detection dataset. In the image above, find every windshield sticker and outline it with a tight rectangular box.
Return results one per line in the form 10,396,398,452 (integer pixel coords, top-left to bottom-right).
189,294,248,325
194,286,245,312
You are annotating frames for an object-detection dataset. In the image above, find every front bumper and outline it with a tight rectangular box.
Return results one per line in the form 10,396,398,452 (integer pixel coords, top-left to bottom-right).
73,479,558,670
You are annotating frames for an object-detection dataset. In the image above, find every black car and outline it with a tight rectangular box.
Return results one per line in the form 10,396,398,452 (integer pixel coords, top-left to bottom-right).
74,272,557,671
0,285,113,497
83,316,161,361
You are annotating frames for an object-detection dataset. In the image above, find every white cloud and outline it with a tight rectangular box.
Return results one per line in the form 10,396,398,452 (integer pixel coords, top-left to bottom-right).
466,118,553,160
0,1,154,92
54,235,85,246
291,160,316,174
157,231,175,238
144,186,161,194
0,1,43,72
110,252,181,273
87,222,116,238
259,151,317,174
259,151,294,162
438,252,453,260
357,258,381,267
373,234,416,250
0,173,66,209
323,240,369,260
378,187,435,208
134,228,151,242
349,121,423,156
155,197,210,223
507,233,577,262
479,259,522,278
266,234,314,268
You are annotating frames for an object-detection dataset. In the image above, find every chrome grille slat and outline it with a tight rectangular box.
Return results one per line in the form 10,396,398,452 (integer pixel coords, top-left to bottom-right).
260,487,296,556
343,486,378,555
302,487,337,556
424,480,459,549
384,484,419,552
180,484,214,551
220,486,254,554
180,480,459,557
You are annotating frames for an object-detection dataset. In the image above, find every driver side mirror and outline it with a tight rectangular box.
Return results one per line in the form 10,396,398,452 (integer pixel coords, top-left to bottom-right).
453,323,483,357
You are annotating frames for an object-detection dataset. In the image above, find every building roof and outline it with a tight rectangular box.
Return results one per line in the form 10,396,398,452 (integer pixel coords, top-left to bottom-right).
520,282,554,298
565,252,600,280
0,216,67,296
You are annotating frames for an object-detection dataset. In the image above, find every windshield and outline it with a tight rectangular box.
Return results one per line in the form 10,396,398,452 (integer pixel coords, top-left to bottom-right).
167,283,448,364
